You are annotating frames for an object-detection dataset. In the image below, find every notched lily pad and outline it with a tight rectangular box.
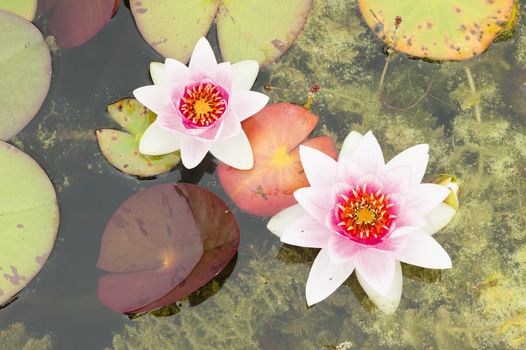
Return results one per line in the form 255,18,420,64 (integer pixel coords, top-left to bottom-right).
96,98,180,178
0,141,59,306
130,0,313,65
358,0,516,60
0,0,37,20
218,103,337,216
0,10,51,140
97,183,239,314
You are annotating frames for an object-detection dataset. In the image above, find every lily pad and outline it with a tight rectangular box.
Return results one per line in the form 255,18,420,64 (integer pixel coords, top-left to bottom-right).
0,141,59,306
358,0,516,60
0,0,37,20
132,183,240,314
0,10,51,140
218,103,337,216
97,183,239,314
96,98,180,177
130,0,313,65
44,0,119,48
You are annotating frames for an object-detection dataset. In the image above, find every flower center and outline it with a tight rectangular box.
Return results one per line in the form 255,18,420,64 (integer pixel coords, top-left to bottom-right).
178,82,228,127
335,184,396,244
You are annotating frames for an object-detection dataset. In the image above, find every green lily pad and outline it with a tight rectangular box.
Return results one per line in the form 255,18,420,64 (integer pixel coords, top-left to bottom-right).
96,98,180,178
0,141,59,306
216,0,313,64
130,0,220,64
358,0,516,60
130,0,313,65
0,10,52,140
0,0,38,21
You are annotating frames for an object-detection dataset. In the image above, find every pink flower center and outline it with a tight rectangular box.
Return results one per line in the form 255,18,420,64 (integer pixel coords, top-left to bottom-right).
178,82,228,127
335,184,396,245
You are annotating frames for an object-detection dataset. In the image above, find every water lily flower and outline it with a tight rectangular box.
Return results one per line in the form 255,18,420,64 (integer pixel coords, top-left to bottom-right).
133,37,269,169
267,131,454,313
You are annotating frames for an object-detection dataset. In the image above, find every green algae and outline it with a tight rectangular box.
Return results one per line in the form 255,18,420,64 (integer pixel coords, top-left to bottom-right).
104,0,526,349
0,323,53,350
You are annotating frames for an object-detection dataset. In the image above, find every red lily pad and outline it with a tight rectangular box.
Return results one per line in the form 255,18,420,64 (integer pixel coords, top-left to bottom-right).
132,183,240,314
218,103,337,217
42,0,119,48
97,183,239,314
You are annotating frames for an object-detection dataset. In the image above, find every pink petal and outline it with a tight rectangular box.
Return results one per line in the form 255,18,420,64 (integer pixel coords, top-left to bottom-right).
189,37,217,69
348,131,385,175
216,113,242,140
267,204,306,237
406,184,450,215
299,146,337,187
306,248,356,306
386,144,429,184
210,130,253,170
294,187,333,225
379,166,411,194
395,232,452,269
336,156,364,183
165,58,190,84
179,136,212,169
133,85,170,115
355,250,396,296
327,234,363,264
229,91,269,122
281,215,331,248
231,60,259,91
357,260,402,314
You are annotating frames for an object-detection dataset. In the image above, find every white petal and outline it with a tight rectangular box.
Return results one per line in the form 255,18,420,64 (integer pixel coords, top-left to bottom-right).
189,37,217,69
133,85,169,115
150,62,167,85
281,215,331,248
229,91,269,122
231,60,259,91
306,249,356,306
406,184,450,215
339,131,363,158
396,232,452,269
422,203,456,235
348,131,385,175
357,260,402,314
267,204,306,237
300,145,337,187
354,250,396,296
210,130,253,170
179,137,212,169
386,144,429,185
138,123,180,156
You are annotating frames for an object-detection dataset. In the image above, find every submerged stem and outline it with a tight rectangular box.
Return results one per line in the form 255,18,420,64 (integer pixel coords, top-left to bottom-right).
378,54,393,93
464,67,482,123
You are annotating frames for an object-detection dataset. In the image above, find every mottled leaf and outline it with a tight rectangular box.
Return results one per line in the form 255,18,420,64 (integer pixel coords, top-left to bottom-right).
130,0,220,63
96,98,180,177
218,103,337,216
358,0,516,60
0,0,37,20
217,0,313,65
132,183,240,314
43,0,117,48
0,142,59,306
0,10,51,140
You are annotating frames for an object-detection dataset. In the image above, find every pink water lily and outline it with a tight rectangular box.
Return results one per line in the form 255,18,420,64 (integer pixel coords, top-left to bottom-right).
267,131,454,313
133,37,269,169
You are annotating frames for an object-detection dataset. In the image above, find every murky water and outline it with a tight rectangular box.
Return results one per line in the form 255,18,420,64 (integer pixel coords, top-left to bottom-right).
1,1,526,349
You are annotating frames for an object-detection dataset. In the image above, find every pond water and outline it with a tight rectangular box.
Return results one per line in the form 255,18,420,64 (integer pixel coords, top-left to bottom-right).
1,1,526,349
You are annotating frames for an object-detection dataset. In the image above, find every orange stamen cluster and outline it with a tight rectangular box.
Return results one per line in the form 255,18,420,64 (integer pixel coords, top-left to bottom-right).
179,82,227,127
335,184,395,244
